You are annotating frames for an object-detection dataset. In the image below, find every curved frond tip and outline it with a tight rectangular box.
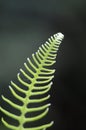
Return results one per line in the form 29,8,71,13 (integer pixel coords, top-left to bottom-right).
0,32,64,130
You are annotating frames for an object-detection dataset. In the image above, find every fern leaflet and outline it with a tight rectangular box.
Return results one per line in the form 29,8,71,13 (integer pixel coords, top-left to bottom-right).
0,33,64,130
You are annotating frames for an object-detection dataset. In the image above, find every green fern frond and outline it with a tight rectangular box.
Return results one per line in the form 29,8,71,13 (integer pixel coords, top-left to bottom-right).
0,33,64,130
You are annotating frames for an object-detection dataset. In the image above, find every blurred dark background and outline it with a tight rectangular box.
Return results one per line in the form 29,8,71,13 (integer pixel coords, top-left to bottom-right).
0,0,86,130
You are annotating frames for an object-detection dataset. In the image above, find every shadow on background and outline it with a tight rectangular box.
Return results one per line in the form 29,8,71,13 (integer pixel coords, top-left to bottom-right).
0,0,86,130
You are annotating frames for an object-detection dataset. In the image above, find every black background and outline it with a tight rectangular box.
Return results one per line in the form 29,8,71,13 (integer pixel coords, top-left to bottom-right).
0,0,86,130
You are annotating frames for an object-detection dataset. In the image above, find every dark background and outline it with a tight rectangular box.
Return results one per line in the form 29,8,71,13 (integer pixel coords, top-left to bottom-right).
0,0,86,130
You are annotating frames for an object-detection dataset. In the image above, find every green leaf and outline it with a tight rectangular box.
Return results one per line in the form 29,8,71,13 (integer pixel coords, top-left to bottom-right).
0,33,64,130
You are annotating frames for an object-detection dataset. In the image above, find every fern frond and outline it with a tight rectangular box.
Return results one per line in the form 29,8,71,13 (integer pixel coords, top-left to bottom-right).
0,32,64,130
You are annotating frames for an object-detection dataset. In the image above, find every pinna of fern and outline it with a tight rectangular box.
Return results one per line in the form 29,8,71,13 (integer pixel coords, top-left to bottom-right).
0,32,64,130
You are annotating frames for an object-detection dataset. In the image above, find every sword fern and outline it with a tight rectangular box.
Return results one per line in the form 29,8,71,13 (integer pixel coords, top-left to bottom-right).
0,33,64,130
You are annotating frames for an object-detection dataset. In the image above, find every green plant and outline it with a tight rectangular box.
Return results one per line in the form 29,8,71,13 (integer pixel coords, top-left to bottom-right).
0,32,64,130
